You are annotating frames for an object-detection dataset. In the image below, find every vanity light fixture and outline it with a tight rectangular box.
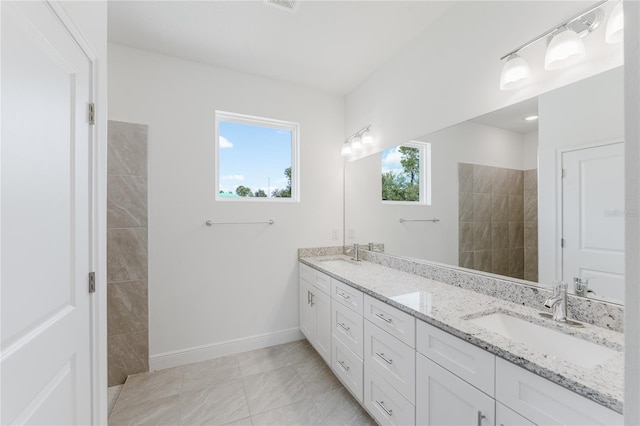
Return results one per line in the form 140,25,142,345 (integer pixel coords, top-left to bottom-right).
605,2,624,43
341,125,373,156
500,54,532,90
544,26,586,70
499,0,618,90
341,141,352,156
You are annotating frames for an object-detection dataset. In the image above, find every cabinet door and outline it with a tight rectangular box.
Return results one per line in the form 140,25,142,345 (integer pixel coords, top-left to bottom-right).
416,353,494,426
496,403,536,426
300,280,316,342
314,289,331,364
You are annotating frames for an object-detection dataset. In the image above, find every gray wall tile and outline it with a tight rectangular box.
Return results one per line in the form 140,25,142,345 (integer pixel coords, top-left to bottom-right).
473,193,492,221
491,249,510,276
508,195,524,221
492,222,509,249
107,228,148,282
108,175,148,228
472,222,492,250
108,121,148,176
108,331,149,386
459,192,473,221
473,165,493,194
459,251,474,269
509,222,525,248
108,281,148,336
459,222,474,252
491,195,509,222
458,163,474,193
473,250,492,272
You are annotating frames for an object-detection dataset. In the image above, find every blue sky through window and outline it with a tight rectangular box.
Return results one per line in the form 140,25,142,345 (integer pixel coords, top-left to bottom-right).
218,121,292,197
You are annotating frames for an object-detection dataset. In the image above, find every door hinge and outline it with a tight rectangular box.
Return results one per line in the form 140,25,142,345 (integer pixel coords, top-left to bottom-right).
561,238,565,248
89,272,96,293
561,168,566,178
88,103,95,125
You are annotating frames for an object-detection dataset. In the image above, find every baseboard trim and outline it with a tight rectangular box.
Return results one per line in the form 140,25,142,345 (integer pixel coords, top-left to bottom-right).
148,328,305,371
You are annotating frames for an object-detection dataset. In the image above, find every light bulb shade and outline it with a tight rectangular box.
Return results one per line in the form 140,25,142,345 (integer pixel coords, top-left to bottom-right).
544,28,585,70
361,129,373,144
351,136,362,150
341,141,352,156
500,54,531,90
606,2,624,44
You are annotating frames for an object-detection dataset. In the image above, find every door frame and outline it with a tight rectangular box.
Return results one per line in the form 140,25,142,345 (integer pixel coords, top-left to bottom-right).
555,138,625,284
39,2,107,423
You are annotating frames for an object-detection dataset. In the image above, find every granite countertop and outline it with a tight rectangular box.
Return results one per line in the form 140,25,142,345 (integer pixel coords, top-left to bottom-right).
299,255,624,414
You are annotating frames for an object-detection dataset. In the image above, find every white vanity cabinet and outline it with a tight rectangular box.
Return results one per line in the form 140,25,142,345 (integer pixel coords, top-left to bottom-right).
416,353,495,426
299,264,331,364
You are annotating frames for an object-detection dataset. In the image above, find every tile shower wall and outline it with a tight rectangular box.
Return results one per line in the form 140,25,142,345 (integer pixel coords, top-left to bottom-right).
524,169,538,282
107,121,149,386
458,163,531,280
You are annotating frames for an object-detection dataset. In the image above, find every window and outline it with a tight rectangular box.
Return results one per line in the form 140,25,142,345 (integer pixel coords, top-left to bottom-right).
215,111,299,201
381,142,431,204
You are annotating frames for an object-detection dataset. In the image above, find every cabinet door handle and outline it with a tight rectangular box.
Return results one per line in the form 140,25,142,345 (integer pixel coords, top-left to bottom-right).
338,322,351,332
375,400,393,416
477,411,486,426
375,313,393,323
338,360,350,372
338,291,351,300
376,352,393,364
307,290,311,305
310,292,315,307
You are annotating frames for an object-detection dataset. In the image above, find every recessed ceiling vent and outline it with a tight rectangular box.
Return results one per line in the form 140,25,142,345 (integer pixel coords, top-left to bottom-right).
264,0,298,13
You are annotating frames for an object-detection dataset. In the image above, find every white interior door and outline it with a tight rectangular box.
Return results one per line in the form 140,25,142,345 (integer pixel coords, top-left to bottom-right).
562,142,624,303
1,1,94,424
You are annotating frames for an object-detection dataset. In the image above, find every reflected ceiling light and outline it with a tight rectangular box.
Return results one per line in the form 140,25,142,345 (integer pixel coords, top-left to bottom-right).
605,2,624,43
341,125,372,156
544,27,585,70
500,54,531,91
524,115,539,121
498,0,615,90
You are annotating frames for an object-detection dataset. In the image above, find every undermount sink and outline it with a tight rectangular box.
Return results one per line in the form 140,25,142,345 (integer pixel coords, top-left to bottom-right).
318,258,359,266
469,312,618,369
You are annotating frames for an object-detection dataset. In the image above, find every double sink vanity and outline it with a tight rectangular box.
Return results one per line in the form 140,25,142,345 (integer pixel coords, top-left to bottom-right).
298,249,623,426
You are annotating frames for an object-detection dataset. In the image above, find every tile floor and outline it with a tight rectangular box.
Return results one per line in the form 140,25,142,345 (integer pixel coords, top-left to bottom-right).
108,339,376,425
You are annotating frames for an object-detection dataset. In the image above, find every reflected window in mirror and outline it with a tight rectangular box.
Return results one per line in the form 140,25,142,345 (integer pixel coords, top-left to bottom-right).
381,142,431,204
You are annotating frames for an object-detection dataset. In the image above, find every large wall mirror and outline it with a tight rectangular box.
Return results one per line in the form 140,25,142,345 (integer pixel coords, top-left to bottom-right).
345,66,624,305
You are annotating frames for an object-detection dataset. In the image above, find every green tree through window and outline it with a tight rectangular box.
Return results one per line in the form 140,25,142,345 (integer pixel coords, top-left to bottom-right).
382,146,421,202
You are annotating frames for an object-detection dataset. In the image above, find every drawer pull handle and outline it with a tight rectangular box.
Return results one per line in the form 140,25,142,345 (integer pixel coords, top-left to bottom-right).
376,352,393,364
338,360,350,372
477,411,486,426
338,291,351,300
375,313,393,323
338,322,351,332
376,400,393,417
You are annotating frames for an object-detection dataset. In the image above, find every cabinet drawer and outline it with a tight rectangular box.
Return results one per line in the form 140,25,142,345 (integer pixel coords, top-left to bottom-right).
299,263,331,294
332,279,364,314
496,402,536,426
332,336,364,403
364,320,415,403
416,320,495,397
496,358,622,426
332,300,364,359
364,365,415,426
364,295,415,348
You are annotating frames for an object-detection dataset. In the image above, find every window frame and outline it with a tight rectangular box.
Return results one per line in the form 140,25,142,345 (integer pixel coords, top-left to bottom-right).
214,110,300,202
381,141,432,205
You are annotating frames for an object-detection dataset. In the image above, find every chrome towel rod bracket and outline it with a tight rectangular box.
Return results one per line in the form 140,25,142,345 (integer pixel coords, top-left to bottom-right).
399,218,440,223
206,219,275,226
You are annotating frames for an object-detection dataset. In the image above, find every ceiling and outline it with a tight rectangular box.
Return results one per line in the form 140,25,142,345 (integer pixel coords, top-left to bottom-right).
470,97,539,134
107,1,455,95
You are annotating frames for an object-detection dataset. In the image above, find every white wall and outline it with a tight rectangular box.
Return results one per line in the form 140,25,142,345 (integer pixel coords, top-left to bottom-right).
345,1,623,159
58,1,108,423
625,2,640,424
108,44,344,367
523,132,538,171
537,67,624,286
345,121,528,264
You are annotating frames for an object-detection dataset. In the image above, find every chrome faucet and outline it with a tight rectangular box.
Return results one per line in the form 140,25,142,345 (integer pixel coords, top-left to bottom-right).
351,243,360,262
544,281,568,322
